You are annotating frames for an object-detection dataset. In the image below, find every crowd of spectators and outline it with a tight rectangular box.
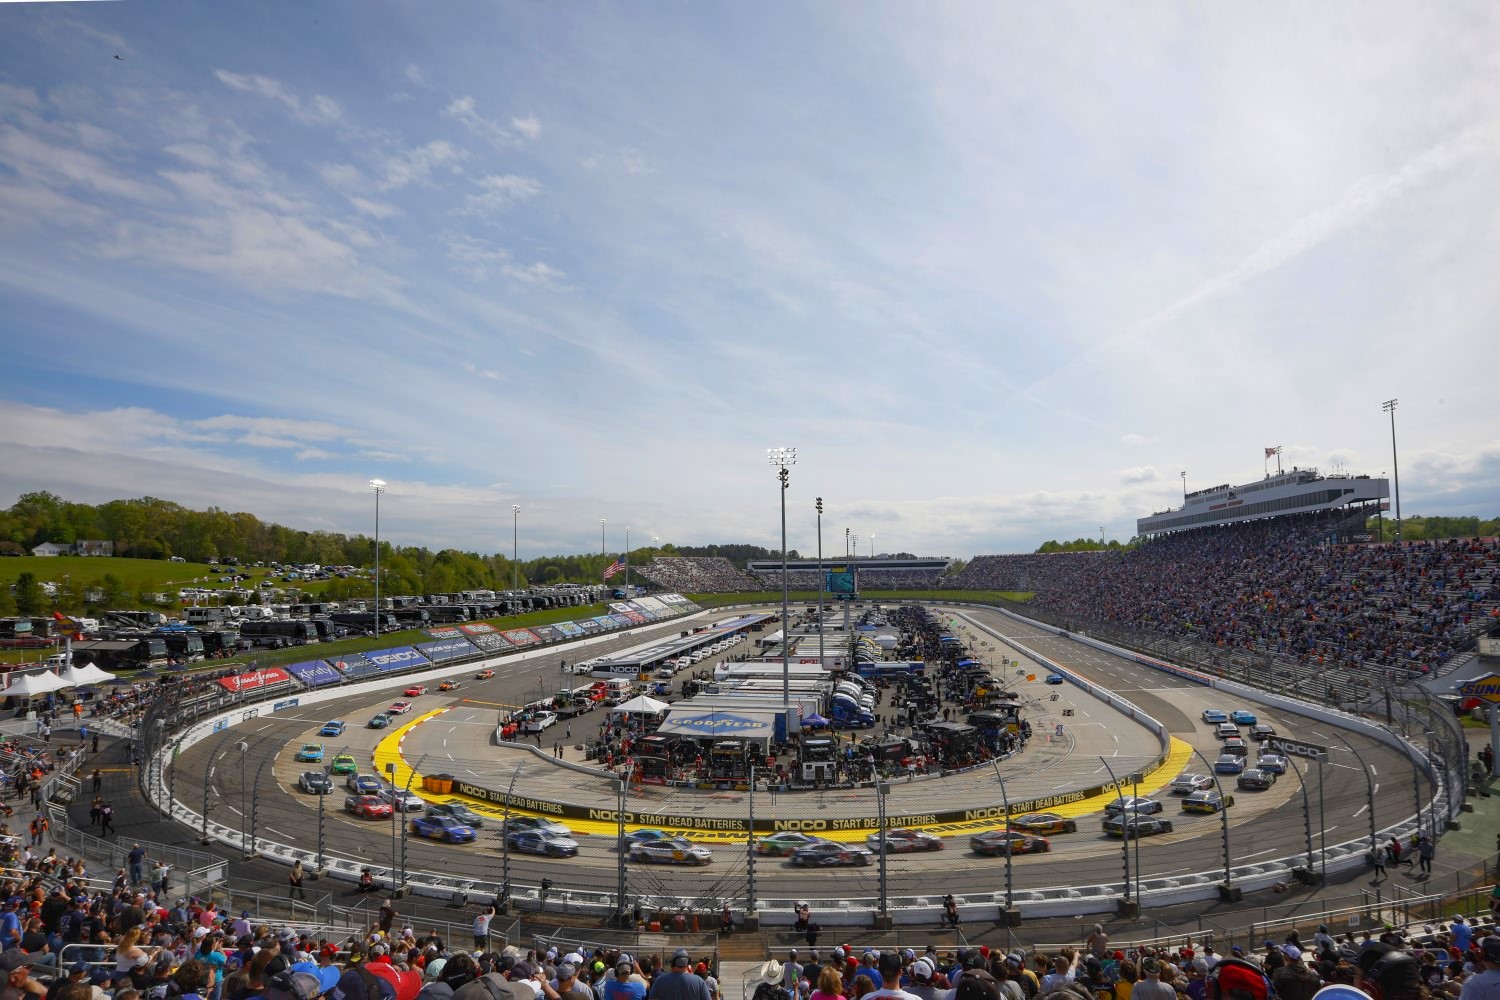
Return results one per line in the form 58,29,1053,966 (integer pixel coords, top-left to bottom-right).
752,915,1500,1000
0,859,721,1000
941,513,1500,679
637,559,760,594
746,569,945,591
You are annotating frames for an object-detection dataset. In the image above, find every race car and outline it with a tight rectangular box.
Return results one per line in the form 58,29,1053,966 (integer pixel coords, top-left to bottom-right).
1250,723,1277,742
1007,812,1079,835
344,794,393,819
1222,738,1249,757
623,828,682,847
971,830,1051,856
507,829,580,858
347,773,383,795
439,680,462,691
1236,768,1276,791
295,744,325,763
1213,755,1246,775
1216,722,1241,740
1230,710,1258,725
404,684,428,697
368,713,393,729
475,669,495,679
865,829,943,853
1181,790,1234,814
505,817,574,838
428,803,486,828
791,842,874,867
409,814,477,843
299,771,334,794
1201,709,1229,724
320,720,347,737
1103,815,1174,838
378,788,427,812
1045,674,1065,685
1255,753,1289,775
629,838,713,866
1103,796,1162,815
1169,773,1215,795
330,754,357,775
754,832,827,857
388,701,413,715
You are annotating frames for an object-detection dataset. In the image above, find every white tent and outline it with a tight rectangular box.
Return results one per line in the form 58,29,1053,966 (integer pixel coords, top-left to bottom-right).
61,662,116,686
610,694,671,715
5,670,72,696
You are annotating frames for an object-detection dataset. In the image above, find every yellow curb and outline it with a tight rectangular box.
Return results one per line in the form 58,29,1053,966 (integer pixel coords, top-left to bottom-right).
373,712,1201,844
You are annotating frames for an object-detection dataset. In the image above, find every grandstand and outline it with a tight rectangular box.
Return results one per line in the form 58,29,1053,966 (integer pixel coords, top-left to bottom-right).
946,499,1500,682
636,556,760,593
745,557,952,591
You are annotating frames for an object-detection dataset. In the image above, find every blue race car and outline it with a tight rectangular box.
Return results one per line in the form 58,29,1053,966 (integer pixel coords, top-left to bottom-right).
1255,753,1289,775
1201,709,1228,724
1230,710,1258,725
294,743,325,763
624,828,681,847
409,815,477,843
1213,755,1246,775
1045,674,1065,685
320,720,347,737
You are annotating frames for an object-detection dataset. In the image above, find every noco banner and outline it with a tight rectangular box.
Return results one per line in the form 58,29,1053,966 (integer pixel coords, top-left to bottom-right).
448,749,1171,835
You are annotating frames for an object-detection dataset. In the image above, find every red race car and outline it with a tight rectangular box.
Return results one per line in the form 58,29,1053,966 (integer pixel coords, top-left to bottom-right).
475,669,495,679
344,795,393,819
404,684,428,697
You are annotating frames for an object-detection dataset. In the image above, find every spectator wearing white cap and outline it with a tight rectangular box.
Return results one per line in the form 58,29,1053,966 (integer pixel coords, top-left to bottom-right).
905,959,954,1000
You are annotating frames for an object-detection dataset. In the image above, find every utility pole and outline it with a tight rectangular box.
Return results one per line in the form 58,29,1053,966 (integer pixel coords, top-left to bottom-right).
1383,399,1403,542
512,505,520,593
816,498,825,669
769,447,796,709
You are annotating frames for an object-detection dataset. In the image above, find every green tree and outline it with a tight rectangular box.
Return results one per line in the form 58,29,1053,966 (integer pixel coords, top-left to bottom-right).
100,574,131,608
0,583,15,616
13,572,44,614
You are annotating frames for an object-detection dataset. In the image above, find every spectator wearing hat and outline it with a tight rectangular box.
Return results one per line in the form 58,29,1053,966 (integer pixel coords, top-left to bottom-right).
1087,928,1111,963
1368,952,1425,1000
1271,948,1319,1000
648,951,709,1000
750,962,790,1000
1131,959,1174,1000
952,970,1001,1000
603,959,646,1000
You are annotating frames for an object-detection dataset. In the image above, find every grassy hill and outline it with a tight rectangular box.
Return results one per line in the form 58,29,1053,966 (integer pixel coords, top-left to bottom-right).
0,555,341,597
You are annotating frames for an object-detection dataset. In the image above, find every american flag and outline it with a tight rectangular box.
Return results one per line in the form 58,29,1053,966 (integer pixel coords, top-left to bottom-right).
603,558,625,580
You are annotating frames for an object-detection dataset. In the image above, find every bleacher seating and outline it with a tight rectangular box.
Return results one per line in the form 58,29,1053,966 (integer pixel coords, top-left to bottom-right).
637,557,760,593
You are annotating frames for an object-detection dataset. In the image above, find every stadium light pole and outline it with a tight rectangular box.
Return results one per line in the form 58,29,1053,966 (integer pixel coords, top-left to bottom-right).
845,528,850,560
852,534,859,561
769,447,797,708
600,518,606,562
816,499,825,669
1180,471,1187,503
370,480,386,632
512,505,520,593
624,525,630,590
1383,399,1402,542
869,532,876,559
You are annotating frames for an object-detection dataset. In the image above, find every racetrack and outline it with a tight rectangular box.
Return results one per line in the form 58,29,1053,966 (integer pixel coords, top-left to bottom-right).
168,603,1416,908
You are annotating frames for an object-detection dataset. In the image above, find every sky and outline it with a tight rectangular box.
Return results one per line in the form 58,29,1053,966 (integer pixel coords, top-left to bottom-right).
2,2,1498,560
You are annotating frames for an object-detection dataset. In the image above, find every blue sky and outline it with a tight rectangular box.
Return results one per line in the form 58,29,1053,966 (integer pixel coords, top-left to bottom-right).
2,2,1498,558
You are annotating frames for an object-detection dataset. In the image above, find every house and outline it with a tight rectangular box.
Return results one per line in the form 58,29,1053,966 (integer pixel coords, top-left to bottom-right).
74,540,114,557
30,543,66,557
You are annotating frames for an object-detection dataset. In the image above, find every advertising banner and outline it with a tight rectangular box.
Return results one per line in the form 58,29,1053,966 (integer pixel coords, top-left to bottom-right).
459,623,499,635
634,597,668,614
592,616,619,630
286,660,341,687
330,654,379,679
553,621,585,637
657,593,687,605
609,603,634,615
576,619,602,632
426,627,465,640
625,602,658,620
531,625,562,643
218,666,291,694
609,614,634,627
416,637,477,662
467,632,511,654
501,629,540,646
363,646,429,672
619,610,647,624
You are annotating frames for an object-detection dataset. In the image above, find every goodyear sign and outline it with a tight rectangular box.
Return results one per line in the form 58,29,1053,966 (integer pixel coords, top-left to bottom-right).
1460,673,1500,704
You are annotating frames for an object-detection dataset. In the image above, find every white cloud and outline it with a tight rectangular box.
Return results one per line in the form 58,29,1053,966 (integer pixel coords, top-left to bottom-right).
461,173,541,216
320,163,364,188
404,64,426,85
213,70,342,125
1119,466,1162,485
503,261,565,287
510,115,541,140
444,96,535,147
1121,433,1157,447
462,361,503,382
349,196,400,219
379,140,465,190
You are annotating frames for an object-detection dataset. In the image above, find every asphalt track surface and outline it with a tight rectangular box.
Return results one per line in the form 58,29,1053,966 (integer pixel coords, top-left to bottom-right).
171,604,1417,906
